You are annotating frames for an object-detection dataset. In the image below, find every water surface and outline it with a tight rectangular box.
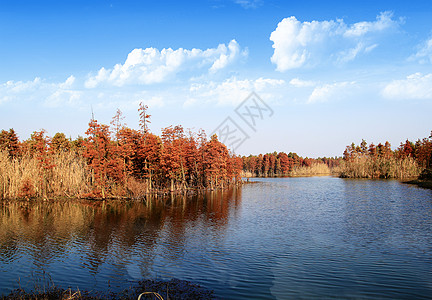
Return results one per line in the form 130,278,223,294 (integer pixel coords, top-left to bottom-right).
1,177,432,299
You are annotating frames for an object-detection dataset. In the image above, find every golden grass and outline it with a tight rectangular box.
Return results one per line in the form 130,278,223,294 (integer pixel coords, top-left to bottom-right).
240,170,254,178
0,150,90,199
50,152,90,197
290,163,332,177
338,156,421,179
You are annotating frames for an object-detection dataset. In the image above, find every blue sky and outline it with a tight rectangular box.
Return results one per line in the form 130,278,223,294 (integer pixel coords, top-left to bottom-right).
1,0,431,157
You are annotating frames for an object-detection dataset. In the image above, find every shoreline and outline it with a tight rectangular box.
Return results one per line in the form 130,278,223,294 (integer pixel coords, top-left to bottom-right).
0,182,244,202
0,278,215,300
402,179,432,190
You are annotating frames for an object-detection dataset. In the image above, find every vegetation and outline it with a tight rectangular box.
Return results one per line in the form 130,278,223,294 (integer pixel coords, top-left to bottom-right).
339,133,432,179
241,151,340,177
0,106,242,200
2,103,431,199
0,279,215,299
241,131,432,183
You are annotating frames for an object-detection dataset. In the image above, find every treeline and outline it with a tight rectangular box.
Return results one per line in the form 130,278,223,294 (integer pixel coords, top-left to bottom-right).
0,106,243,200
340,132,432,179
242,151,340,177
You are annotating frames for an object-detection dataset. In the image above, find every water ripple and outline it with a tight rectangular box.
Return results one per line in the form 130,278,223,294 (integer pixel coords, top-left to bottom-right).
1,180,432,299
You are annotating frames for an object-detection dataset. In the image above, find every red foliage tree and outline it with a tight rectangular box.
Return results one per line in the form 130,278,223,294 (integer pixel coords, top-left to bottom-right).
160,125,186,191
83,119,124,198
51,132,71,153
27,130,55,198
203,134,229,189
278,152,291,174
0,129,20,158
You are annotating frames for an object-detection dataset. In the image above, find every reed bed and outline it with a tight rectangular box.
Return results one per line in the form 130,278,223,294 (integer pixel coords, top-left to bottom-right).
338,156,421,179
0,150,90,199
290,163,332,176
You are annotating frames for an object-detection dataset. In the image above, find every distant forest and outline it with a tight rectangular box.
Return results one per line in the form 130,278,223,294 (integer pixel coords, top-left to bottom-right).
243,131,432,180
241,152,339,177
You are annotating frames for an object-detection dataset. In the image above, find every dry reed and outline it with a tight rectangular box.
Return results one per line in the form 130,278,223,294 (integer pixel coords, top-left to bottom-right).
0,150,90,199
290,163,332,176
338,156,421,179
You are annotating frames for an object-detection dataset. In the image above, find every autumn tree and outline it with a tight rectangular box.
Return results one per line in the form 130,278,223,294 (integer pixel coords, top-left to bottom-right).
203,134,229,189
0,129,20,158
139,103,151,134
83,119,125,198
278,152,291,175
160,125,187,191
51,132,71,153
138,132,162,190
29,130,55,198
110,108,126,141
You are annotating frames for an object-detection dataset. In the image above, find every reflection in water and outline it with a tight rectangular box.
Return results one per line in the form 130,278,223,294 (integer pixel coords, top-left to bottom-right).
1,178,432,299
0,187,242,295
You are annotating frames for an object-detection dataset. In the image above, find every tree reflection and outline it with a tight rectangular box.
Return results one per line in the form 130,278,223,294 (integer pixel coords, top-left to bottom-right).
0,187,241,291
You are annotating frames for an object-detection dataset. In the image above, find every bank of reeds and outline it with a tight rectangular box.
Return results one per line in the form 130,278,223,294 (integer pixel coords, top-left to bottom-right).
0,147,240,200
338,156,421,179
0,150,90,200
290,163,332,177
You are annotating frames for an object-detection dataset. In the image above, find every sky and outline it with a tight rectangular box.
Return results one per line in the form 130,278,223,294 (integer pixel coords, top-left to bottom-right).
0,0,431,157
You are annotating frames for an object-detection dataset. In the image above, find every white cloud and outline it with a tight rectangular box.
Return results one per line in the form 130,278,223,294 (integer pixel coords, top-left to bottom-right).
337,43,366,63
308,81,355,103
85,40,246,88
0,76,81,107
270,11,399,71
0,77,42,104
187,77,285,106
210,40,246,72
45,90,81,107
410,37,432,64
382,73,432,100
289,78,316,87
343,11,396,37
234,0,263,9
1,77,42,94
93,93,165,111
59,75,76,89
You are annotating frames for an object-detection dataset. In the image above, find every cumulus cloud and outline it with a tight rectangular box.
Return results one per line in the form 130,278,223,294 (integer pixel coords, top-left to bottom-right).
85,40,246,88
270,11,399,71
308,81,355,103
59,75,76,89
382,73,432,100
0,76,81,107
1,77,42,104
409,37,432,64
187,77,285,106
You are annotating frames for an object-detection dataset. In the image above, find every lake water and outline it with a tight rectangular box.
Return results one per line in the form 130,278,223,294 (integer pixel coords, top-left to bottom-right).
1,177,432,299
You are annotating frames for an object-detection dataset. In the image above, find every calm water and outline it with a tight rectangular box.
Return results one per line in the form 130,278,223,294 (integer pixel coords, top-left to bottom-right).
1,177,432,299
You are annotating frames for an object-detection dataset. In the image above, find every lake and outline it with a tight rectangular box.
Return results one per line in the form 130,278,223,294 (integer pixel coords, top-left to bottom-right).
1,177,432,299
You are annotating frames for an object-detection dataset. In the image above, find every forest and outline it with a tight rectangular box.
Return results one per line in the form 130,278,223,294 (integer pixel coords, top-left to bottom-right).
339,135,432,179
241,132,432,181
1,102,431,200
0,105,243,200
241,152,339,177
